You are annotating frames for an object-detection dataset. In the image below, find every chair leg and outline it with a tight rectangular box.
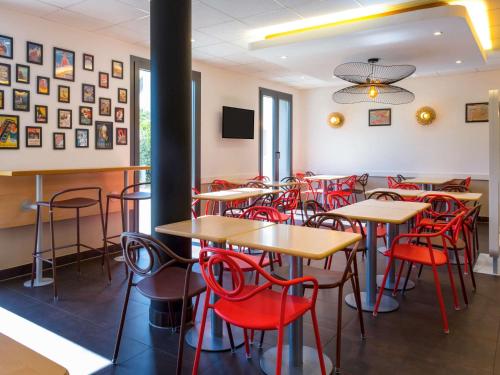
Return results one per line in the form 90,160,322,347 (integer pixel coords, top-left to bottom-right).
76,208,81,274
335,285,343,372
226,322,236,354
311,308,327,375
112,273,133,364
192,290,210,375
98,198,112,282
259,330,265,348
351,259,365,338
49,210,58,301
402,262,413,295
176,293,190,375
392,261,405,296
373,256,393,316
465,244,477,291
192,294,200,321
430,264,449,333
31,205,41,288
275,326,284,375
417,264,424,278
453,249,468,307
445,259,460,310
243,329,251,359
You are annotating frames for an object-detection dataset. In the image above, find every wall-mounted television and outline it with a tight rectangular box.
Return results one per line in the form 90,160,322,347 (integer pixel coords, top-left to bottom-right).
222,106,254,139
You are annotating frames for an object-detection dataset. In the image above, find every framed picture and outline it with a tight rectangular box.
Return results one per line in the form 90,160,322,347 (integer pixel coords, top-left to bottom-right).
58,108,72,129
79,106,93,125
0,35,13,59
35,105,48,123
95,121,113,149
37,76,50,95
75,128,89,148
27,41,43,65
115,107,124,122
16,64,30,84
13,89,29,112
369,108,391,126
0,115,19,149
57,85,70,103
53,132,65,150
0,90,3,109
99,97,111,116
112,60,123,79
83,53,94,71
53,47,75,81
118,88,127,104
0,63,11,86
82,83,95,103
99,72,109,88
116,127,128,145
465,102,488,123
26,126,42,147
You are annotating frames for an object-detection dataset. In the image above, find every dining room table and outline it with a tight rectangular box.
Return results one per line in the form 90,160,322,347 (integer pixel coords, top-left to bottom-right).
155,215,275,352
366,187,482,203
227,223,361,375
304,174,349,207
330,199,430,312
403,177,453,190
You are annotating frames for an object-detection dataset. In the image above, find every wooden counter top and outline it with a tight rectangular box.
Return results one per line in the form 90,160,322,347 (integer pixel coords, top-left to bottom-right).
0,165,150,177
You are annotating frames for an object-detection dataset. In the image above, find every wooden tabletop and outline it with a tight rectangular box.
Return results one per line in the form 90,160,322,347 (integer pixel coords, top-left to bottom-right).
356,199,430,212
227,224,361,260
261,180,303,188
330,200,429,224
193,188,278,202
0,166,150,177
305,174,349,181
0,333,69,375
155,215,275,243
366,187,425,198
421,191,482,202
404,177,453,185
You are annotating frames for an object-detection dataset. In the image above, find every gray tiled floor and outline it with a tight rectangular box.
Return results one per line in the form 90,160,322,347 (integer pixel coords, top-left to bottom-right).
0,224,498,374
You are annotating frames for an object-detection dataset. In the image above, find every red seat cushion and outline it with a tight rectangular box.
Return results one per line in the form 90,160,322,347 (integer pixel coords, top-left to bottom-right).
386,243,448,266
214,285,311,330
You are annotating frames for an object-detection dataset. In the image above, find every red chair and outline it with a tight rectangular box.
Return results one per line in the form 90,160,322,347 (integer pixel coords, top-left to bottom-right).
387,176,399,188
327,193,350,210
392,182,420,190
272,189,300,225
417,194,466,229
374,212,465,333
192,248,326,375
251,175,270,182
327,176,357,204
192,187,201,219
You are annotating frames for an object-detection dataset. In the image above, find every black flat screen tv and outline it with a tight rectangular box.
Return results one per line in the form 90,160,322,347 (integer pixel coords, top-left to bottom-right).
222,106,254,139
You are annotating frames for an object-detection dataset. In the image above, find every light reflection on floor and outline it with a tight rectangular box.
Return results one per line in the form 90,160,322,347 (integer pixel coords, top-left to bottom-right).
0,307,110,375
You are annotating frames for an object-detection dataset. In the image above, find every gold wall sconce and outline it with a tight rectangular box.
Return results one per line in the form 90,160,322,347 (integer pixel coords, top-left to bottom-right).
416,106,436,125
328,112,344,128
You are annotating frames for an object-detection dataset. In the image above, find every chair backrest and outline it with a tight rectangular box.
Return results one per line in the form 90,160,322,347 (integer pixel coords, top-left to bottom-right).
49,186,102,207
295,172,306,180
273,189,300,210
210,179,231,192
305,171,316,176
252,175,270,182
280,176,300,190
327,175,356,193
250,193,274,207
392,182,420,190
327,193,350,209
245,181,267,189
239,206,282,223
419,194,466,218
303,212,355,232
438,184,469,193
387,176,399,188
367,191,404,201
356,173,369,187
463,204,481,231
120,232,195,277
192,187,201,219
302,200,326,221
460,176,471,189
396,174,407,182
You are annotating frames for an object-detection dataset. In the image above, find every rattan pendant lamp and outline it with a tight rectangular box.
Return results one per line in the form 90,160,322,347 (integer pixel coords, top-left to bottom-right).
332,58,416,105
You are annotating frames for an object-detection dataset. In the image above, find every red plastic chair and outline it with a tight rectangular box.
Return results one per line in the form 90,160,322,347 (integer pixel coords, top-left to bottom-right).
326,193,350,210
374,212,465,333
327,176,357,203
417,194,466,229
191,187,200,219
192,248,326,375
387,176,399,188
272,189,300,225
251,175,270,182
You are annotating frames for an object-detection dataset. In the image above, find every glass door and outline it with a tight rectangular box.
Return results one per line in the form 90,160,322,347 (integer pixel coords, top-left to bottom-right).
259,88,293,181
131,56,201,233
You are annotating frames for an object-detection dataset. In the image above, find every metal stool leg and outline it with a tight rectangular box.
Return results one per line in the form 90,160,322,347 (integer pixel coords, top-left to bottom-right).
49,209,58,301
98,193,112,282
31,205,41,288
76,207,81,274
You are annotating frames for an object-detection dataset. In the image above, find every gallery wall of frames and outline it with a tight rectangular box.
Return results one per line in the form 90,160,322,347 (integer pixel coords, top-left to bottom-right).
0,9,149,170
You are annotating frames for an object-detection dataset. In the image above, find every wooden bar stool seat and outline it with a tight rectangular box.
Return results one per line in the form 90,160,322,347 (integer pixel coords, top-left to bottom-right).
31,187,110,300
107,191,151,201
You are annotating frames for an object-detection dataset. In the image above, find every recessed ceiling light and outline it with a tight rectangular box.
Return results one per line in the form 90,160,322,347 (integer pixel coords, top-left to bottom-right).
280,55,287,59
433,31,443,36
456,60,463,64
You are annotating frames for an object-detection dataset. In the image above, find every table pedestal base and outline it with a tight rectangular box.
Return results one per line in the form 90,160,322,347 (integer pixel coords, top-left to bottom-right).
260,345,333,375
345,292,399,313
376,275,415,291
185,321,244,352
23,278,53,288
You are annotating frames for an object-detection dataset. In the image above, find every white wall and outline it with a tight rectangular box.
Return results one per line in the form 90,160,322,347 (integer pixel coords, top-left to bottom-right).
192,60,301,183
0,9,148,170
296,70,497,179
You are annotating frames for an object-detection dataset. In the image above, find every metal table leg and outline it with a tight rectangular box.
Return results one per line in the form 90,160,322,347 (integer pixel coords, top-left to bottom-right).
260,256,333,374
24,175,53,287
346,221,399,312
185,241,244,351
377,223,415,291
114,171,129,263
322,180,328,207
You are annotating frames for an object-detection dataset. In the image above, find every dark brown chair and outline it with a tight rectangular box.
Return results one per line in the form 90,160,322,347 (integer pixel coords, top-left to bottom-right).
353,173,369,200
113,232,205,375
272,213,365,373
437,184,469,193
302,199,326,221
31,187,110,300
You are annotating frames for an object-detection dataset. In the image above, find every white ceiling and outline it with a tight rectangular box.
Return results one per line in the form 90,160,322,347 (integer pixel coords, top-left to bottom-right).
1,0,500,89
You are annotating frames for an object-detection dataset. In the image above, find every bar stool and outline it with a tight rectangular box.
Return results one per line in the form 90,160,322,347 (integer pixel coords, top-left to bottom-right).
104,182,151,271
31,187,110,300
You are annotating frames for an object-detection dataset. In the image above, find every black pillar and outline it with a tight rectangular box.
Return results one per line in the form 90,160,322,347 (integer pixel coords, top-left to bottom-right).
150,0,192,327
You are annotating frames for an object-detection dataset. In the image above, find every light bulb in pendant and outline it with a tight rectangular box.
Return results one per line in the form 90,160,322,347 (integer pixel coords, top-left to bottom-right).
368,85,378,99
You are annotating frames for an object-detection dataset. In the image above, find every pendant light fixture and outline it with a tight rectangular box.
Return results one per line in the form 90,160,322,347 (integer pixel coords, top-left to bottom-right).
332,58,416,105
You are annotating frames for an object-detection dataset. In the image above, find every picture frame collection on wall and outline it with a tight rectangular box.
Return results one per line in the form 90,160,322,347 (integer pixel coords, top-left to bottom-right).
0,33,128,150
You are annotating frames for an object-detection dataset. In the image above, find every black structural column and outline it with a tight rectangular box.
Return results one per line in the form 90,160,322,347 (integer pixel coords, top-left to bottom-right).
150,0,192,327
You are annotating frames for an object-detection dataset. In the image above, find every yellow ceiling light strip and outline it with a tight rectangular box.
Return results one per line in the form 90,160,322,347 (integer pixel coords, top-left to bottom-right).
256,0,491,51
